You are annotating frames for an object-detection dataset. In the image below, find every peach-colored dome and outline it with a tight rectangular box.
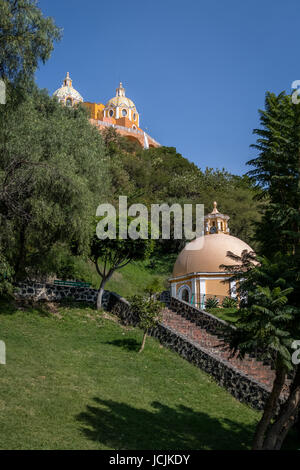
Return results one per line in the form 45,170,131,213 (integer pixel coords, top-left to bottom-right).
173,233,254,277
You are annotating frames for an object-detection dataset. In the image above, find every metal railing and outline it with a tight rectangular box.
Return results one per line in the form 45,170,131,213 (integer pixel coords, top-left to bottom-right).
188,293,238,310
96,120,143,135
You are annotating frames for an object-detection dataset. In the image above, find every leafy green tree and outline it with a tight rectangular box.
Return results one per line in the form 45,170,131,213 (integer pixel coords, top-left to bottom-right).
144,276,164,299
129,294,162,353
0,0,61,85
248,91,300,261
224,254,300,450
222,88,300,450
0,89,109,280
90,218,154,309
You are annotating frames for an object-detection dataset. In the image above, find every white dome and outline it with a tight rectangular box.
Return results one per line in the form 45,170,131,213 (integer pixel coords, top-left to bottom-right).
105,82,137,110
53,85,83,102
53,73,83,105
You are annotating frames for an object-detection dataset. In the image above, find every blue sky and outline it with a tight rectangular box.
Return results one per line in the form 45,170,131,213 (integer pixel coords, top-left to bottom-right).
36,0,300,175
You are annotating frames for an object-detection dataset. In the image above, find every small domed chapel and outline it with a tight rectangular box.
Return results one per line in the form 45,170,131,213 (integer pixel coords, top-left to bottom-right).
169,202,254,307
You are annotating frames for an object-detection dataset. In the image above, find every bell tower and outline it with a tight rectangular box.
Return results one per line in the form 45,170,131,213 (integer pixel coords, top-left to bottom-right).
204,201,230,235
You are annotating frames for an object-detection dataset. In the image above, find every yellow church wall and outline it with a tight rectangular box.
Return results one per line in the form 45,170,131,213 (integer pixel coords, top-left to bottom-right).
205,278,230,297
82,102,105,120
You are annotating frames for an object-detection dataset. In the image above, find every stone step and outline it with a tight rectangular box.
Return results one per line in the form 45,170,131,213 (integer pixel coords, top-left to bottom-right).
161,306,288,394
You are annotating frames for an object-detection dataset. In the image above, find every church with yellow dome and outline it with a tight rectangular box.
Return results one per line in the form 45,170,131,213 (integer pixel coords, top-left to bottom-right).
170,202,254,308
53,73,160,149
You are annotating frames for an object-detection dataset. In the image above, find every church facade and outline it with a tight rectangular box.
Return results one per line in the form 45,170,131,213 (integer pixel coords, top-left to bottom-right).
53,73,160,149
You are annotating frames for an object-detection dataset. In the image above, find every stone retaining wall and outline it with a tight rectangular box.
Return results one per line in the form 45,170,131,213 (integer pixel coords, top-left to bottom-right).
169,296,234,336
14,281,110,310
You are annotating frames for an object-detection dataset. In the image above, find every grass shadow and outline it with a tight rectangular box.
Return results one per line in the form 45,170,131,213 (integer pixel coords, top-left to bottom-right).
0,299,51,317
76,397,255,450
106,338,141,352
58,299,98,311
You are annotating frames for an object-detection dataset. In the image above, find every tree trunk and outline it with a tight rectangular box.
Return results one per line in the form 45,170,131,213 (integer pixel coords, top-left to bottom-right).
97,287,104,310
96,270,114,310
139,330,148,353
97,277,107,310
252,366,287,450
262,365,300,450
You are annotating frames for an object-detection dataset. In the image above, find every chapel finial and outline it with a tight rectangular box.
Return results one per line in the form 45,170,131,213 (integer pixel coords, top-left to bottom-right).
116,82,125,97
212,201,219,214
204,201,230,235
63,72,72,87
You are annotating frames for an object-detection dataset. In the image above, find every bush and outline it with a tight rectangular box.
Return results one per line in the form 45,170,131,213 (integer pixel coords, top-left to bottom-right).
144,277,164,299
205,296,219,309
129,294,163,352
222,296,238,308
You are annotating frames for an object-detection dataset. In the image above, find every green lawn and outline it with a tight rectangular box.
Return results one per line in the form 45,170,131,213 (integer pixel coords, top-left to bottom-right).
0,300,298,450
207,307,240,323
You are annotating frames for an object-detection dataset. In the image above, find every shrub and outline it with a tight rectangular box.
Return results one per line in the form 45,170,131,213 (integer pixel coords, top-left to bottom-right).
222,296,238,308
129,294,163,352
205,296,219,309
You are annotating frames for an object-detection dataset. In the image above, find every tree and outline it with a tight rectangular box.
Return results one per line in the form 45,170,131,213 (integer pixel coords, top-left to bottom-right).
223,253,300,450
224,254,300,449
248,91,300,262
90,218,154,309
0,0,61,85
143,276,164,300
0,89,110,280
129,294,162,353
222,90,300,450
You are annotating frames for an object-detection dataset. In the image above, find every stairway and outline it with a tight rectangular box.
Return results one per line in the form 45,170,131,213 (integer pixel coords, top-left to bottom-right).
161,305,289,395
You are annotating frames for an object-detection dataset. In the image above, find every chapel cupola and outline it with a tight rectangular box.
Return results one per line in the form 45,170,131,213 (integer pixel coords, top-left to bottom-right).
53,72,83,106
204,201,230,235
63,72,72,87
104,82,140,127
116,82,126,97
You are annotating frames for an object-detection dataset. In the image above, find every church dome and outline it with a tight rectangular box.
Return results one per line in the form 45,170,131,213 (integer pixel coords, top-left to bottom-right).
53,72,83,106
173,233,254,277
105,82,137,109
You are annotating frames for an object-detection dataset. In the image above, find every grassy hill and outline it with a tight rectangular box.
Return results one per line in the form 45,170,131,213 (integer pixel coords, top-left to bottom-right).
0,300,298,450
0,300,261,450
71,254,176,298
